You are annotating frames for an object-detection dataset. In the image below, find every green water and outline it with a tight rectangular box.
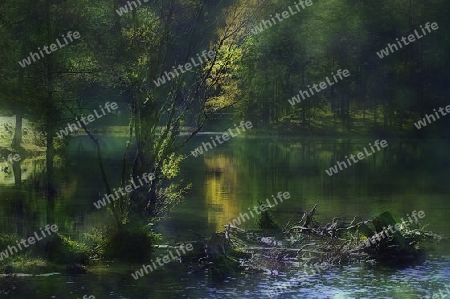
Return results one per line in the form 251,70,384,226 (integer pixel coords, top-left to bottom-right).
1,135,449,298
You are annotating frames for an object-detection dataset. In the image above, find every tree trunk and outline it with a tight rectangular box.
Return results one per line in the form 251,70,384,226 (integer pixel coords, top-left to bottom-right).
12,40,26,150
12,112,23,150
46,127,56,224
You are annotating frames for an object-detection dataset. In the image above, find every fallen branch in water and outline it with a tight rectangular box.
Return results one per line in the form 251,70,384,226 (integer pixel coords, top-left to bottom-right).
189,204,445,281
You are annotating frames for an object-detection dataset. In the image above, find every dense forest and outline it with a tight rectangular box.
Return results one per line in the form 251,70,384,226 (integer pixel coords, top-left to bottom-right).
2,0,450,141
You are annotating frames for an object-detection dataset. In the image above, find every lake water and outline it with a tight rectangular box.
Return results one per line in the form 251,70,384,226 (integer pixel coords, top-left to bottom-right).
1,135,449,298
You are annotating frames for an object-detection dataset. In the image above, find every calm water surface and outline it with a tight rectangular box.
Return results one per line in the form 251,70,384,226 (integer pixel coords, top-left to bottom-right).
1,136,449,298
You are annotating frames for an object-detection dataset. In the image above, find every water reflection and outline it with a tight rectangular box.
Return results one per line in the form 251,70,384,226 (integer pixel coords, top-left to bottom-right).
1,136,450,298
204,155,241,231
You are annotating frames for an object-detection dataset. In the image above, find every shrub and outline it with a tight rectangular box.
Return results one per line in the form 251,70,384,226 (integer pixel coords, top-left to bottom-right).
103,224,161,262
39,233,90,265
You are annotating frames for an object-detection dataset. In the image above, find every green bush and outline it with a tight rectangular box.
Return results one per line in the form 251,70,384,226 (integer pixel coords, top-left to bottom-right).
40,233,90,265
103,224,161,262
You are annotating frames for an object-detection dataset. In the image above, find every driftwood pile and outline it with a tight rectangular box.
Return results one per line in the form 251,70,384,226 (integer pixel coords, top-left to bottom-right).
191,204,445,280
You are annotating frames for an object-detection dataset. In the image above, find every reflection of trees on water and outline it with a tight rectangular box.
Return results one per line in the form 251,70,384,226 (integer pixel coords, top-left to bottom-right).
12,160,21,188
232,139,442,200
0,154,84,238
0,188,39,237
